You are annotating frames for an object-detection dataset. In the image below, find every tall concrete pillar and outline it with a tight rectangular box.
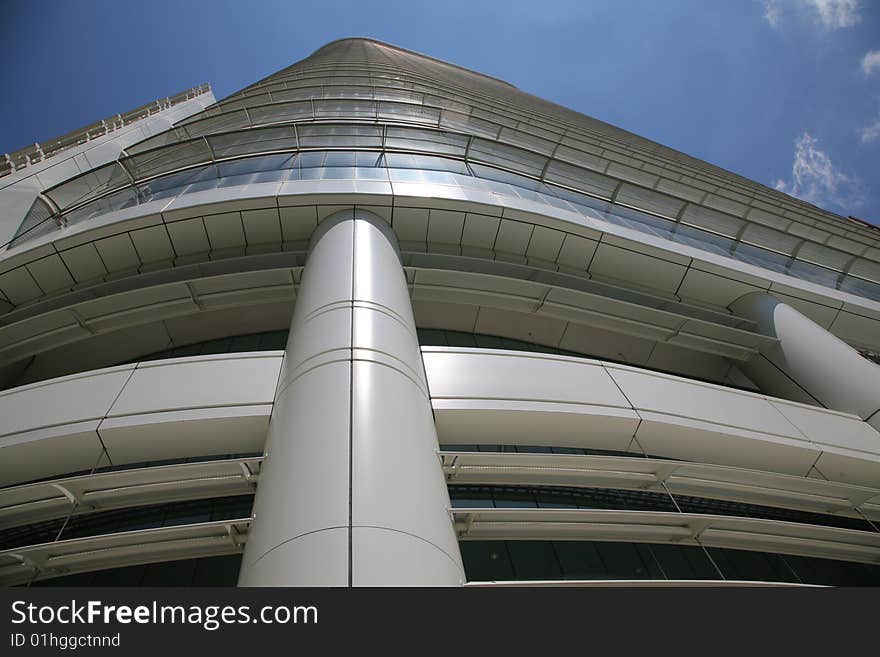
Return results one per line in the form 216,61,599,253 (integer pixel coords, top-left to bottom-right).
730,291,880,431
238,209,464,586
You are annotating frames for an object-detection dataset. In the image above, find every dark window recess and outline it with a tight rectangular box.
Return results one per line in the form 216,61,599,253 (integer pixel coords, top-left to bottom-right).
460,540,880,586
0,496,255,551
859,350,880,366
448,485,877,533
120,328,584,365
29,541,880,587
29,554,243,587
126,330,290,363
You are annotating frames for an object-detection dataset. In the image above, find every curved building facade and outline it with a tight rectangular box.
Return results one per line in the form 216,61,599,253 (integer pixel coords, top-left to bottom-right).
1,38,879,587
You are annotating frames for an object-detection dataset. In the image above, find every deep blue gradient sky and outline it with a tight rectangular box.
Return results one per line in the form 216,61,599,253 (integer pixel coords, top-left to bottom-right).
2,0,878,224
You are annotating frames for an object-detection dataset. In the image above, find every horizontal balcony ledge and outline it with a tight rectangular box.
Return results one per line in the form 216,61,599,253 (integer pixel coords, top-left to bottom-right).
440,451,880,522
0,456,263,531
0,518,251,586
452,508,880,564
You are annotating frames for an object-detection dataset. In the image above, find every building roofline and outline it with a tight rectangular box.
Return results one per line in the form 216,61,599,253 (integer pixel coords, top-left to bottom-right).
0,83,213,179
307,36,519,90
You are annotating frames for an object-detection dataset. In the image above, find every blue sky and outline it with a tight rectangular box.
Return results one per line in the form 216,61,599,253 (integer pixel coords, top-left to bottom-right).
2,0,878,224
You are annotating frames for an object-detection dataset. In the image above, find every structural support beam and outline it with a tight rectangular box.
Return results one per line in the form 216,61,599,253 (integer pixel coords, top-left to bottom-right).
238,209,464,586
730,291,880,431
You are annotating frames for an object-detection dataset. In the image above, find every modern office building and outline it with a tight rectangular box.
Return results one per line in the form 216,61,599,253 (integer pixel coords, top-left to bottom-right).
1,38,879,587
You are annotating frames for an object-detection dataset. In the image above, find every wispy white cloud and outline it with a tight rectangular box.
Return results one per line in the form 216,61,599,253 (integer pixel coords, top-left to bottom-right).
862,50,880,76
858,97,880,144
763,0,861,30
774,133,863,210
861,120,880,143
763,1,782,27
810,0,861,28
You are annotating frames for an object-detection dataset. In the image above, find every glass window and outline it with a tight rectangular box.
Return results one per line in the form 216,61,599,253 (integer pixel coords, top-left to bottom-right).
596,542,652,579
732,242,790,273
323,151,358,167
294,151,326,169
647,544,719,580
137,165,217,203
217,154,294,178
552,541,609,579
838,276,880,301
507,541,563,580
459,541,515,582
320,167,357,179
356,167,389,181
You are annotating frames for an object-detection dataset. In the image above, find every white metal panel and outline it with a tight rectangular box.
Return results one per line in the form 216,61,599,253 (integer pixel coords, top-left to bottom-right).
279,204,318,241
427,209,465,244
94,233,141,273
771,400,880,461
107,353,280,416
353,527,464,586
423,349,629,407
393,206,429,241
0,365,134,437
556,234,598,270
0,422,109,487
204,211,246,249
166,216,210,255
606,365,798,438
129,224,175,263
461,213,500,249
59,243,107,282
99,405,271,464
590,242,687,293
493,219,533,255
241,207,282,244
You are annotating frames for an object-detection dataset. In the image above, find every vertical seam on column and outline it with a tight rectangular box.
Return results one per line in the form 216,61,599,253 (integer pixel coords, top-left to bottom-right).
348,217,356,588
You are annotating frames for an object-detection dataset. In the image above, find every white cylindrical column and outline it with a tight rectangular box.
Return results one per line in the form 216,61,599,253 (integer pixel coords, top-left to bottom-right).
238,209,464,586
730,291,880,430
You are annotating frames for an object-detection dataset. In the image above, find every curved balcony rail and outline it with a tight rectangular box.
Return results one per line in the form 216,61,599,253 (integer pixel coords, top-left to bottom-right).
0,353,279,487
6,120,879,304
181,58,880,244
4,448,876,536
452,508,880,565
425,348,880,488
177,61,880,251
0,456,262,531
3,348,878,490
4,505,876,586
441,451,880,523
0,235,779,374
0,518,249,586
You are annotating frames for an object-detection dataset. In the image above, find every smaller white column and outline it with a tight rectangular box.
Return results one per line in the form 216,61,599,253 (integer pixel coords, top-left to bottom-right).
731,291,880,430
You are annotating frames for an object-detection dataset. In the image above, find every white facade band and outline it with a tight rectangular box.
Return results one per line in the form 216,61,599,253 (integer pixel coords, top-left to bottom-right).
238,210,465,586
